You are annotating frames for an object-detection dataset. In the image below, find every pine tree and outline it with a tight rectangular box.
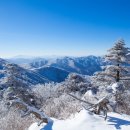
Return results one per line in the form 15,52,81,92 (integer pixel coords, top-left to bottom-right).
94,39,130,84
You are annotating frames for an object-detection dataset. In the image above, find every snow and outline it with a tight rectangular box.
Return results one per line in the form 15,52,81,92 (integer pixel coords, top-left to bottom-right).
107,82,125,93
111,83,119,92
68,60,75,68
29,122,45,130
28,109,130,130
85,90,94,96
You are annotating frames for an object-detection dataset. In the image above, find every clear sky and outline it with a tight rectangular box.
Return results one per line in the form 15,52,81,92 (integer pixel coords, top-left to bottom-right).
0,0,130,58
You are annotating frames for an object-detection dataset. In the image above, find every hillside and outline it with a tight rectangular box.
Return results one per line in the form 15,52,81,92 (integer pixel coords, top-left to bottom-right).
0,58,70,88
0,58,49,88
33,66,69,82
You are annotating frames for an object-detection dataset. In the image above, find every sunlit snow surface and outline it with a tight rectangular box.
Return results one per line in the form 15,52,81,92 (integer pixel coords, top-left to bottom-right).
28,110,130,130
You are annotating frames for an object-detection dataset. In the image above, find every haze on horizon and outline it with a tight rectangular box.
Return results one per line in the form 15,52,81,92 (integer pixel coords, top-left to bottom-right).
0,0,130,58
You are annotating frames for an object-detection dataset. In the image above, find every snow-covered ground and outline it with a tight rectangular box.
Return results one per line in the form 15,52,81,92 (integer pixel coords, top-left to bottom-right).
28,109,130,130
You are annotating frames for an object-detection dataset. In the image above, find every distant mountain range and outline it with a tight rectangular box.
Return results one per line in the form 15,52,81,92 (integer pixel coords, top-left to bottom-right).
0,56,107,87
7,55,106,75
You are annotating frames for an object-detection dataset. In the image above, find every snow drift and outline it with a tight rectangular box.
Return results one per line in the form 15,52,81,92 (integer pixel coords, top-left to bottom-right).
28,109,130,130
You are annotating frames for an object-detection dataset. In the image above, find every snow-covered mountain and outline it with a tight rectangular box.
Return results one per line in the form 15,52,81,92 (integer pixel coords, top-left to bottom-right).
0,58,69,88
8,56,106,75
0,58,49,88
28,56,105,75
2,56,108,86
33,66,69,83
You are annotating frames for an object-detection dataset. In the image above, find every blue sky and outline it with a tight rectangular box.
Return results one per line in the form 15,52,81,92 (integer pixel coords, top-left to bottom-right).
0,0,130,58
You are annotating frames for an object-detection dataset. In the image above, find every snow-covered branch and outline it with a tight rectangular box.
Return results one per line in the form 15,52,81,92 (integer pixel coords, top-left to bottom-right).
9,98,52,126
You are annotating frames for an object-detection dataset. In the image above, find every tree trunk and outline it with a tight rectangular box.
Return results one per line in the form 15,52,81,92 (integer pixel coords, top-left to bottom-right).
116,64,120,82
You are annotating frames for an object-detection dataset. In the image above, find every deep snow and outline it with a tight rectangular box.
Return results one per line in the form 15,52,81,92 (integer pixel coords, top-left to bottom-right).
28,109,130,130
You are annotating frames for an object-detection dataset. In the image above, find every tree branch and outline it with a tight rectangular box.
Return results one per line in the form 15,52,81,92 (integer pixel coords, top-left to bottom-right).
10,98,52,125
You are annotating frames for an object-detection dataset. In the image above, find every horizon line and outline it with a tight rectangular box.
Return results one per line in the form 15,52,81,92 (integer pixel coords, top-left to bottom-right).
1,54,105,59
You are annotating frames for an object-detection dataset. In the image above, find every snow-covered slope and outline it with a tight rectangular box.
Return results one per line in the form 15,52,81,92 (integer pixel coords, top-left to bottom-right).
0,58,69,88
0,59,49,88
33,66,69,82
29,109,130,130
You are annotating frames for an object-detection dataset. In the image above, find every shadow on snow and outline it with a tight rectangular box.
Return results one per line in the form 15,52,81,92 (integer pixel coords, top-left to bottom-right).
107,116,130,130
40,121,53,130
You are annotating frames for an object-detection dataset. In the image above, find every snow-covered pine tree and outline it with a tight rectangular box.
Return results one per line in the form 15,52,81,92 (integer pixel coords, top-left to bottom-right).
93,39,130,85
91,39,130,114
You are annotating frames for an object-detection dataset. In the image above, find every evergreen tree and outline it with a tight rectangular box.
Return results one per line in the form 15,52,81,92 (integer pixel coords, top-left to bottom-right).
94,39,130,84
